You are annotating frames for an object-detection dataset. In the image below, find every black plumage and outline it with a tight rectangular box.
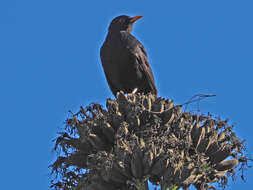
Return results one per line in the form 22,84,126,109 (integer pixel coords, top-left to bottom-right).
100,15,157,97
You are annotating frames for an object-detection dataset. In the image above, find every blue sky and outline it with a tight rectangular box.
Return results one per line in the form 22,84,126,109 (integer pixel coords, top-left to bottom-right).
0,0,252,189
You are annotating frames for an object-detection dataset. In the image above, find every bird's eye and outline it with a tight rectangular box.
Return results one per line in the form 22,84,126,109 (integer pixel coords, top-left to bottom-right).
124,20,130,27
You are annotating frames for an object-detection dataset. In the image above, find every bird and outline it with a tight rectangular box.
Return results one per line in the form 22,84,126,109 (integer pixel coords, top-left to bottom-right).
100,15,158,97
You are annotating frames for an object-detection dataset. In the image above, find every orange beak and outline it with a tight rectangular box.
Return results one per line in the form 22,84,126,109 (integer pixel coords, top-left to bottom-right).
130,15,143,23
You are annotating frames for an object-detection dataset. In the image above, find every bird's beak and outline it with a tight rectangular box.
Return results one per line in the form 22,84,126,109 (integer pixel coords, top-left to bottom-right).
130,15,143,23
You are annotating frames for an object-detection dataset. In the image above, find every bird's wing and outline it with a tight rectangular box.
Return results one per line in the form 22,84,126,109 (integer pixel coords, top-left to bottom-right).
135,44,158,95
122,32,158,95
100,43,122,96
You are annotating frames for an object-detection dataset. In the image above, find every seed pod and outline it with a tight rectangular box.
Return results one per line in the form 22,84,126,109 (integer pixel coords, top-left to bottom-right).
126,114,140,128
151,156,167,176
88,133,104,150
142,150,154,175
106,99,119,113
152,100,164,112
117,91,128,104
162,165,175,184
206,142,219,157
127,93,136,104
195,127,206,151
143,96,152,112
109,163,129,183
218,130,229,142
162,110,175,124
191,123,206,149
131,147,143,179
102,122,115,144
182,169,202,186
214,159,238,171
209,146,232,164
110,114,123,130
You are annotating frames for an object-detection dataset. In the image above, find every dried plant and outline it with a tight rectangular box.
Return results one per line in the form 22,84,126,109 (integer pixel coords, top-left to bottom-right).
50,92,249,190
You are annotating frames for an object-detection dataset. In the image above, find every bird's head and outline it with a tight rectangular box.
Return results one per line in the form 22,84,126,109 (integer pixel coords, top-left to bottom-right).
108,15,143,33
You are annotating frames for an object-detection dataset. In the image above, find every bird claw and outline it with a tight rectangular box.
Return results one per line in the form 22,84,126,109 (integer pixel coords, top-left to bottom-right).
132,88,138,94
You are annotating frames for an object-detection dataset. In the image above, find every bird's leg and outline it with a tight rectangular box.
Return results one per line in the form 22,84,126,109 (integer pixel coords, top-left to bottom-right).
132,88,138,94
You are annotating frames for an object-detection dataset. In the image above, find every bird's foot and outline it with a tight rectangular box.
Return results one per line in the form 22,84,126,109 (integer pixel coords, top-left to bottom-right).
132,88,138,94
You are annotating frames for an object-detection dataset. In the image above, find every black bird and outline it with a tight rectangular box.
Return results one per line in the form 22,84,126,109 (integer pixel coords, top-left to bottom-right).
100,15,158,97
